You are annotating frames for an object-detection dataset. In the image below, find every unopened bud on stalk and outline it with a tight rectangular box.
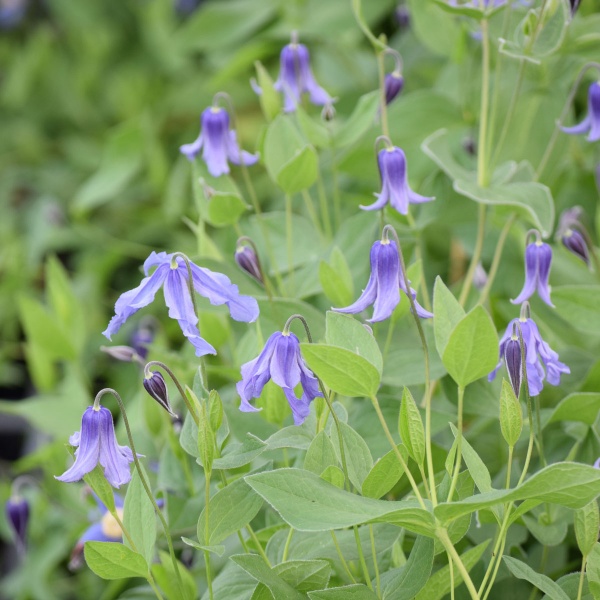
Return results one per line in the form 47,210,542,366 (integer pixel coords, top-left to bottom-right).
143,371,176,417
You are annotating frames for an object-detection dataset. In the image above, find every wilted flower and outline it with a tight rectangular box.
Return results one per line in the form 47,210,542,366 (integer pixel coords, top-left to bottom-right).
56,404,134,489
253,33,332,113
180,106,259,177
511,233,554,307
557,206,591,265
237,331,323,425
143,371,175,416
235,239,264,284
489,309,570,397
103,252,259,357
562,81,600,143
361,144,433,215
333,236,432,322
5,495,29,554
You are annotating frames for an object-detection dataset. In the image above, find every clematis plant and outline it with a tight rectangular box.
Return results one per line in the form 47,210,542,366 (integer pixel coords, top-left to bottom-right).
562,81,600,142
511,230,554,307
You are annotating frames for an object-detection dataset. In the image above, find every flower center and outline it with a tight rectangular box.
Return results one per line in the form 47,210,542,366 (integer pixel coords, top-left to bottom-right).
101,508,124,539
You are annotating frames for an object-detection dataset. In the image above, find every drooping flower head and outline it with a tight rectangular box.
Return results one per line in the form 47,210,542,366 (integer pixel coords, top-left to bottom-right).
562,81,600,143
5,493,29,555
489,303,570,397
56,404,134,489
143,370,175,417
333,227,433,322
511,230,554,307
237,325,323,426
103,252,259,357
557,206,591,266
383,49,404,106
361,139,434,215
180,101,259,177
235,237,264,285
254,32,332,114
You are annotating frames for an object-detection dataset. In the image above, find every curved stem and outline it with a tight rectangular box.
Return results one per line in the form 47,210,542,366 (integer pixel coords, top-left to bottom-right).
246,525,271,567
144,361,199,426
477,214,516,306
447,386,465,503
354,526,373,590
351,0,386,51
282,528,294,562
437,529,481,600
100,389,186,599
331,531,357,584
535,62,600,181
370,394,427,510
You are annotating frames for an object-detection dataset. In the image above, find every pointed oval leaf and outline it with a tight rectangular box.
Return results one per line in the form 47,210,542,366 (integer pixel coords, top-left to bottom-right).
399,387,425,466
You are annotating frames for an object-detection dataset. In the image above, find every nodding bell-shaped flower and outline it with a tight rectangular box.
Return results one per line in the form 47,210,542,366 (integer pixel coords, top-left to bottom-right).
511,231,554,307
56,404,134,489
562,81,600,143
237,330,323,426
333,230,433,322
489,304,570,397
5,495,29,554
557,206,591,266
180,105,259,177
254,33,332,113
103,252,259,357
361,142,433,215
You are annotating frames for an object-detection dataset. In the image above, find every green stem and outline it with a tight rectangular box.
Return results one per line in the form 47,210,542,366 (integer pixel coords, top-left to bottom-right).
369,525,381,597
447,386,465,503
282,528,294,562
382,320,396,361
301,188,324,238
437,529,481,600
419,464,432,502
351,0,386,51
449,551,456,600
246,525,271,567
329,145,342,230
316,170,333,240
370,394,427,510
377,50,390,139
459,204,487,307
534,396,547,467
331,531,357,584
204,472,214,600
476,214,516,307
477,18,491,187
506,446,513,490
482,535,507,600
285,194,295,292
354,526,373,590
104,389,186,599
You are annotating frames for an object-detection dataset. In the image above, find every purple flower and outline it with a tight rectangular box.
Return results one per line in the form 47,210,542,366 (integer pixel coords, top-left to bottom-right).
504,335,522,399
5,496,29,554
594,457,600,470
384,72,404,105
143,371,175,416
56,405,134,489
562,82,600,143
237,331,323,425
235,244,263,284
361,147,433,215
333,239,433,322
489,316,570,397
253,36,332,113
511,239,554,307
557,206,591,265
180,106,258,177
103,252,259,357
130,319,155,360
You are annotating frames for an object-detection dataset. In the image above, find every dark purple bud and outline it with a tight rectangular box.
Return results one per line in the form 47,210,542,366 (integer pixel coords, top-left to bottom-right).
235,244,264,284
395,5,410,29
504,337,522,399
6,496,29,553
143,372,175,416
569,0,581,15
562,229,590,265
100,345,139,363
384,72,404,105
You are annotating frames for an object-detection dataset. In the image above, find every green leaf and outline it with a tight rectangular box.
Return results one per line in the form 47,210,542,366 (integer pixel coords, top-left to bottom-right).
414,541,490,600
361,445,407,500
576,501,600,557
382,536,434,600
208,390,224,433
503,556,570,600
123,468,156,566
212,433,266,470
500,380,523,448
73,120,144,213
435,462,600,525
277,145,319,195
300,343,381,398
254,60,281,122
399,388,425,466
432,276,465,358
84,542,148,580
320,249,355,309
197,476,263,545
553,287,600,334
83,465,116,515
333,91,380,148
151,551,196,600
330,422,373,490
181,537,225,557
194,394,215,476
320,465,346,489
586,543,600,600
522,513,568,547
449,423,492,494
442,306,499,388
304,431,339,476
231,554,305,600
297,106,331,149
549,393,600,426
431,0,505,19
309,585,379,599
206,192,248,227
246,468,435,536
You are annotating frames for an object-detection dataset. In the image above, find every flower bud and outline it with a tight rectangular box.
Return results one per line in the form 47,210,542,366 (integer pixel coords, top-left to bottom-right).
504,336,522,399
100,345,139,363
143,372,175,416
384,72,404,105
235,243,264,284
562,229,590,265
5,496,29,553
